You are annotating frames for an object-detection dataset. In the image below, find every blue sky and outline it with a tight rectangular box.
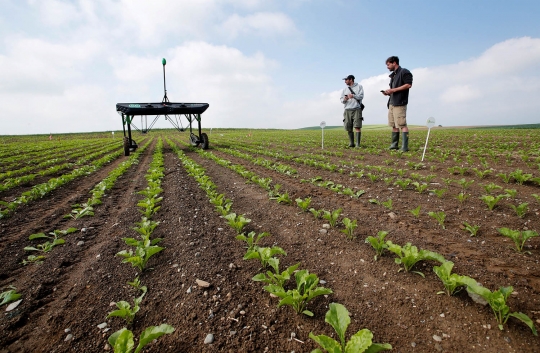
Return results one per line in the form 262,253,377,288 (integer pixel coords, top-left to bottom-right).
1,0,540,134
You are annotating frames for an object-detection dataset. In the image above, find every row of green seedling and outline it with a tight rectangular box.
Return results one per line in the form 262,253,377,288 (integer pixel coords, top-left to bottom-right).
365,232,537,335
174,141,391,352
65,139,152,219
216,146,297,176
0,146,125,219
109,138,174,353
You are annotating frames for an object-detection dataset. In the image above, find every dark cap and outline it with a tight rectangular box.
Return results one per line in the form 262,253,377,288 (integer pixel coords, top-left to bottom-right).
342,75,355,80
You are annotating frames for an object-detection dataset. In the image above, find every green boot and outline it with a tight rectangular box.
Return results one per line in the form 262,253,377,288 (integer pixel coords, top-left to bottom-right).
347,131,355,147
389,132,399,150
355,132,361,147
400,132,409,152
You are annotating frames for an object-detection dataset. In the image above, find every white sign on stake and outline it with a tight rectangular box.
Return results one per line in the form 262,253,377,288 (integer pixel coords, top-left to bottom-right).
422,117,436,161
320,121,326,149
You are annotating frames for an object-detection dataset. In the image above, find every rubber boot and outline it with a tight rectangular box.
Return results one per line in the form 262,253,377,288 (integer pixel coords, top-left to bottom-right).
400,132,409,152
355,132,361,148
389,132,399,150
347,131,355,147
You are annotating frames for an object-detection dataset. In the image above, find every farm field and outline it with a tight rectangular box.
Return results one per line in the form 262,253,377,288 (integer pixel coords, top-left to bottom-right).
0,127,539,353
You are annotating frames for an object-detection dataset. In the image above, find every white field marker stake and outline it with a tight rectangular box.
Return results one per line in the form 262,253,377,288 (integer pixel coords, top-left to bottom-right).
421,117,436,162
320,121,326,149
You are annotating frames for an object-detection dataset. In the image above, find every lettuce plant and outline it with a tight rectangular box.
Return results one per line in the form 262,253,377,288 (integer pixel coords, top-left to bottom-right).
322,208,342,227
509,202,528,218
504,189,517,198
462,222,480,237
457,178,474,190
296,197,312,212
0,285,21,306
108,324,175,353
24,228,77,253
252,258,299,287
483,182,502,194
509,169,532,185
533,194,540,204
274,191,292,205
107,291,146,325
433,261,476,296
431,189,447,198
456,192,469,203
236,231,269,251
497,228,538,253
224,213,251,234
497,172,511,183
243,246,286,268
428,211,446,229
264,269,332,316
386,241,446,277
479,194,504,210
309,208,323,219
408,205,421,217
21,255,45,265
412,182,428,193
309,303,392,353
341,218,357,240
466,283,537,335
117,238,164,272
65,203,94,219
365,231,388,261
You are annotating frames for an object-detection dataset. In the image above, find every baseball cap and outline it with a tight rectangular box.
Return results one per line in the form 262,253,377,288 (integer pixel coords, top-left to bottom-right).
342,75,355,80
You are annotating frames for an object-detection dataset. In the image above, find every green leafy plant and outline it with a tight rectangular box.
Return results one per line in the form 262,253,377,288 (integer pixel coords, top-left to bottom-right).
456,192,469,203
296,197,312,212
483,182,502,194
433,261,476,296
412,181,428,193
365,231,389,261
309,303,392,353
243,246,286,268
21,254,46,265
408,205,421,217
510,169,532,185
64,203,94,219
479,194,505,210
322,208,342,227
274,191,292,204
108,324,175,353
533,194,540,204
24,228,77,253
431,189,447,198
107,291,146,325
457,178,474,190
497,227,539,253
0,285,21,306
462,222,480,237
393,178,410,190
473,168,492,179
236,231,269,251
497,172,511,183
223,213,251,234
264,269,332,316
509,202,528,218
428,211,446,229
340,218,357,240
310,208,323,219
466,283,537,335
386,241,446,276
381,199,393,210
504,189,517,198
252,259,299,288
441,177,453,187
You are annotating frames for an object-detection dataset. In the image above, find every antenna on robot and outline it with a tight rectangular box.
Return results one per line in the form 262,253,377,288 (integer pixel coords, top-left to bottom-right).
162,58,169,103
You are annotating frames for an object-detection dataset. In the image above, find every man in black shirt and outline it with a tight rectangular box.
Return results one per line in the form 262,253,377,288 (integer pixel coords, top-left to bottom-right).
382,56,413,152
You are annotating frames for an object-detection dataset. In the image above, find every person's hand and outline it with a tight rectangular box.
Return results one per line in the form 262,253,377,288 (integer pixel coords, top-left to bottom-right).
347,94,353,99
343,96,349,101
383,89,393,95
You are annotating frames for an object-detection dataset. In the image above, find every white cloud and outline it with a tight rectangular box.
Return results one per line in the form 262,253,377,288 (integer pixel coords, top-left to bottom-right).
222,12,299,38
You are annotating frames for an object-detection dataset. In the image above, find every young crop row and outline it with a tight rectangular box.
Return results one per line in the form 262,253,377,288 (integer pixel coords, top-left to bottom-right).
169,140,392,352
192,142,540,337
65,138,152,219
0,140,118,181
365,233,538,335
0,144,133,219
0,142,124,193
107,138,175,352
0,138,113,170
